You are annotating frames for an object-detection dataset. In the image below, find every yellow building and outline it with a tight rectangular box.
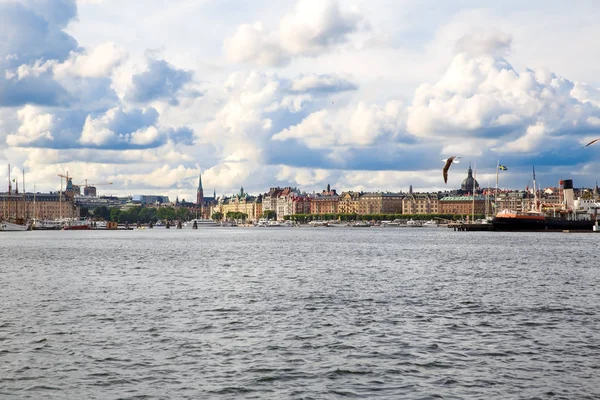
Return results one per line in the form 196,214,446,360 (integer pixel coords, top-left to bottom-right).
357,192,403,215
402,193,439,214
338,191,360,214
1,192,79,220
217,193,262,222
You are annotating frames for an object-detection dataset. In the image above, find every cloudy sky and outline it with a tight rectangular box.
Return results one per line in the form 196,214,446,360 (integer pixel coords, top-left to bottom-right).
1,0,600,200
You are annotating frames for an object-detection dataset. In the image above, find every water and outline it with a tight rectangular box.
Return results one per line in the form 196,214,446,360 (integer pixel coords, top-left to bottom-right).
1,228,600,399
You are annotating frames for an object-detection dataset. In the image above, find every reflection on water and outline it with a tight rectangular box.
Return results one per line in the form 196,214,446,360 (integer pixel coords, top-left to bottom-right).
1,229,599,399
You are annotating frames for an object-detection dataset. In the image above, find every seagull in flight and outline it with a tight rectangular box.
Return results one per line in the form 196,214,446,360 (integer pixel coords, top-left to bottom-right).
583,138,600,148
442,156,461,184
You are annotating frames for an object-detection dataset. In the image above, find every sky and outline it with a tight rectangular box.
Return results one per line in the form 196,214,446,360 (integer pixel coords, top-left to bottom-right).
1,0,600,201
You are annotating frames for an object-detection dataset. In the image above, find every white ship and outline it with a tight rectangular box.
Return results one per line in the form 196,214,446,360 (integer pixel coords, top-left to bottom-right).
0,221,30,232
185,218,220,228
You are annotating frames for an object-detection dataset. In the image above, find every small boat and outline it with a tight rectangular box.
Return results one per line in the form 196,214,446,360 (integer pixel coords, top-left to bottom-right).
381,219,407,227
308,220,328,227
406,219,423,227
327,221,350,228
422,220,439,228
350,221,371,227
0,220,30,232
185,218,220,228
32,219,63,230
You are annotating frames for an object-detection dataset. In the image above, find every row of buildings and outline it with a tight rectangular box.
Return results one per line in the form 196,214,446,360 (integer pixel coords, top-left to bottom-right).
210,167,600,221
2,166,599,222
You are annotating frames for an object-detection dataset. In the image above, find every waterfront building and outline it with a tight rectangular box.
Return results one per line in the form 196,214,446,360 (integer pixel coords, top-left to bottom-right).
217,188,262,222
310,185,339,215
402,193,439,214
357,192,403,215
292,195,311,215
495,191,528,213
74,195,128,211
275,187,300,220
338,191,361,214
1,192,79,220
439,195,490,215
262,187,284,215
132,194,170,205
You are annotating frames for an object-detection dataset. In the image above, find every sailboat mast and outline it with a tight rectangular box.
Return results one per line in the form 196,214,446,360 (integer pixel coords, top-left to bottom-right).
533,166,538,212
23,169,25,220
472,162,476,221
60,175,63,220
8,164,11,220
485,178,490,217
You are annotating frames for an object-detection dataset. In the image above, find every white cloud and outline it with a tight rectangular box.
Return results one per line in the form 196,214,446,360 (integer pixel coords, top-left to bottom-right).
54,42,127,78
224,23,289,66
290,73,357,92
273,100,404,147
406,37,600,142
224,0,364,66
6,106,54,146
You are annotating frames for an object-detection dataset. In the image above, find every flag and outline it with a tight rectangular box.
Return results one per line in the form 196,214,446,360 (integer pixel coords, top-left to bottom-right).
12,178,15,182
498,165,507,170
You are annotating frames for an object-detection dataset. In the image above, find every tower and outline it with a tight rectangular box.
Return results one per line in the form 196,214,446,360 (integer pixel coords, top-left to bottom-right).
197,172,204,217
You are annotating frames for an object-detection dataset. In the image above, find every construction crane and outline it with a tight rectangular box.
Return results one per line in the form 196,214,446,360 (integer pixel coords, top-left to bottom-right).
78,179,113,188
77,180,113,197
57,172,73,220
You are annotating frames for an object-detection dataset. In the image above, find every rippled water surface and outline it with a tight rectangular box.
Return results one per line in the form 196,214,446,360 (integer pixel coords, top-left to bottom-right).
2,228,600,399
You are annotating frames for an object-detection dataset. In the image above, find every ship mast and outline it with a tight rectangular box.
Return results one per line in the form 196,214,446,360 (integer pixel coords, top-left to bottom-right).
472,162,476,221
532,166,538,212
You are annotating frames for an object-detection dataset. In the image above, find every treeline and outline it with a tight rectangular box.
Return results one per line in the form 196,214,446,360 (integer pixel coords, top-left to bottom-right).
82,206,192,224
283,213,486,223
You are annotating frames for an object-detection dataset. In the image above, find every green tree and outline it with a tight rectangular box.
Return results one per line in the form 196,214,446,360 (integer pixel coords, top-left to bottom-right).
175,207,191,221
92,206,110,221
110,208,121,222
138,207,157,223
156,207,175,221
262,210,277,220
211,212,223,221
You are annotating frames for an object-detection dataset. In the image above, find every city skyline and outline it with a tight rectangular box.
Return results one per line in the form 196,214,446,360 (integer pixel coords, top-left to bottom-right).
1,1,600,202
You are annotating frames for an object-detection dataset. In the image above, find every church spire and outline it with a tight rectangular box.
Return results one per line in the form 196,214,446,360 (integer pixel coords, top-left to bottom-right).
196,171,204,206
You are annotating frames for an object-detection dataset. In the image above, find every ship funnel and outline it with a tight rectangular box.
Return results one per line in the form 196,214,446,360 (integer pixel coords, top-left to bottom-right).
562,179,574,209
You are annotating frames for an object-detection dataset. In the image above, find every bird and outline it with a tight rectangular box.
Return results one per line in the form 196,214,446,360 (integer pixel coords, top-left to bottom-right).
441,156,461,184
583,138,600,148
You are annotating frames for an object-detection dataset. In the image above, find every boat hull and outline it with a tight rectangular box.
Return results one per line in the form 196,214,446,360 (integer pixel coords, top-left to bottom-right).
492,216,596,232
0,221,30,231
62,224,91,230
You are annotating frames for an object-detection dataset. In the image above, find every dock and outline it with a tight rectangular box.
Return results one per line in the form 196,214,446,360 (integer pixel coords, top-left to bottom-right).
448,223,494,231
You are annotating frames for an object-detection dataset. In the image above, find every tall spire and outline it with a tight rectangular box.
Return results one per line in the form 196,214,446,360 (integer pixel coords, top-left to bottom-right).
196,171,204,206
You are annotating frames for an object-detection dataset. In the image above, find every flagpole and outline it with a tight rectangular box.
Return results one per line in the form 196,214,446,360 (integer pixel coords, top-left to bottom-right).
495,160,499,213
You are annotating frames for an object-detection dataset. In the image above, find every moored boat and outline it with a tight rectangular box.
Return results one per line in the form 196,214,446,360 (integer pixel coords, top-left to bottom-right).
0,220,30,232
185,218,220,228
492,179,599,232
